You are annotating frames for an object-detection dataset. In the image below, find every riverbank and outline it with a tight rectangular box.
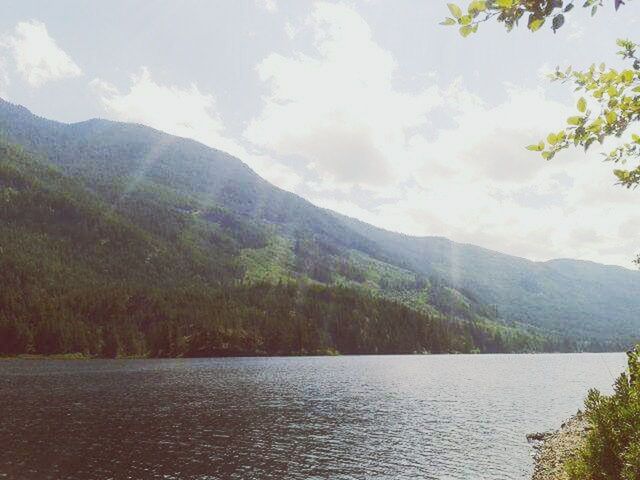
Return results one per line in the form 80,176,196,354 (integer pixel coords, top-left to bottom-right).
528,412,589,480
0,353,92,360
1,350,625,361
0,353,145,361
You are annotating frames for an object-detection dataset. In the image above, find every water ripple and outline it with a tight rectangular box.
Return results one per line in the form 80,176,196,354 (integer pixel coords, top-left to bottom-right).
0,353,626,479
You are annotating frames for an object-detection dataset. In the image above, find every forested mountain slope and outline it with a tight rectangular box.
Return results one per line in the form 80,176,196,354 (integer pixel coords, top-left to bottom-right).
0,139,551,357
0,98,637,354
338,218,640,339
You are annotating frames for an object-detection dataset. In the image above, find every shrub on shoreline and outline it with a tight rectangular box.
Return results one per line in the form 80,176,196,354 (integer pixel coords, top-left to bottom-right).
566,346,640,480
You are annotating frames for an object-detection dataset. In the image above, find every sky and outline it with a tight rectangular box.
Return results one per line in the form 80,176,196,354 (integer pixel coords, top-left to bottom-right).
1,0,639,267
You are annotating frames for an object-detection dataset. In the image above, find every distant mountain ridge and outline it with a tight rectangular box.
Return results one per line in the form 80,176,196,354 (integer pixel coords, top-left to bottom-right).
0,97,638,354
339,216,640,339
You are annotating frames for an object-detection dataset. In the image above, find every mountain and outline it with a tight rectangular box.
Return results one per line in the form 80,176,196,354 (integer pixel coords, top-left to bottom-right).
0,98,637,356
5,139,550,357
340,218,640,340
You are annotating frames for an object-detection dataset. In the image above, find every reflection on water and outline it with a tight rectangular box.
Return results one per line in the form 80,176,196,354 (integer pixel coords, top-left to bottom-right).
0,353,626,479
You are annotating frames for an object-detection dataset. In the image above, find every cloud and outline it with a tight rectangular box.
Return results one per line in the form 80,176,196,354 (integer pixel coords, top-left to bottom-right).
284,21,298,39
335,83,639,267
2,20,81,87
413,85,574,185
0,56,9,96
566,23,585,41
85,4,638,268
245,2,442,188
240,2,639,267
91,68,231,151
90,68,302,192
256,0,277,13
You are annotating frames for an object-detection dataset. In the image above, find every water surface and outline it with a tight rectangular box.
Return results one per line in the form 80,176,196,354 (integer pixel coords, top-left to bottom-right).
0,353,626,479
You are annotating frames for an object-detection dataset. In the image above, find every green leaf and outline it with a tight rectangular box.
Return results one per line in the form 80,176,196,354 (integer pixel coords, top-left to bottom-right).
440,17,457,26
567,116,582,126
460,15,472,25
459,25,474,37
606,111,617,124
614,169,633,184
528,17,544,32
551,14,565,32
577,97,587,113
621,70,634,83
496,0,513,7
448,3,463,19
632,133,640,143
469,0,487,12
526,142,545,152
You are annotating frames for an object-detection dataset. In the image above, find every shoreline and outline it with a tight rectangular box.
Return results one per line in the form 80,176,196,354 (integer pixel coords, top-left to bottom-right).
528,412,589,480
1,351,625,361
0,351,625,361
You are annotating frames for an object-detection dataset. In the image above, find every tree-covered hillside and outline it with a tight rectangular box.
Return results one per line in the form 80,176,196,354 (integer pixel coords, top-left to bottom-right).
340,217,640,340
0,98,637,355
0,140,562,357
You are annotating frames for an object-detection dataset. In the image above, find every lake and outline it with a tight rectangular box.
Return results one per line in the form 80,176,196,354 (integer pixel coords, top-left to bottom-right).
0,353,627,480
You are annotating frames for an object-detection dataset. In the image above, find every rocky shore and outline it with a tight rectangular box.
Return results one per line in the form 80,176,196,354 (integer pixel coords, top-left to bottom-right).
528,412,590,480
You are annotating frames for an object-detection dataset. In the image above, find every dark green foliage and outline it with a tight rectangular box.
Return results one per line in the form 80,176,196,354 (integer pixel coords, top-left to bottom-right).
0,315,30,355
294,234,336,282
201,206,268,249
0,275,566,358
566,346,640,480
101,327,119,358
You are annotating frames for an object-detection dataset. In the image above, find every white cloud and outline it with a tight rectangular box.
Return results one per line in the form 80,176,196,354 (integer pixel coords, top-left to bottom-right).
256,0,277,13
321,83,639,267
245,2,442,189
82,4,639,268
2,20,81,87
90,68,232,151
284,21,298,39
0,56,10,96
90,68,302,192
413,85,574,185
566,23,585,41
241,2,639,267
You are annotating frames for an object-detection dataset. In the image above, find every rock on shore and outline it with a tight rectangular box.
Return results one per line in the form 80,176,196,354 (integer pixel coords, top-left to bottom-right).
528,412,590,480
